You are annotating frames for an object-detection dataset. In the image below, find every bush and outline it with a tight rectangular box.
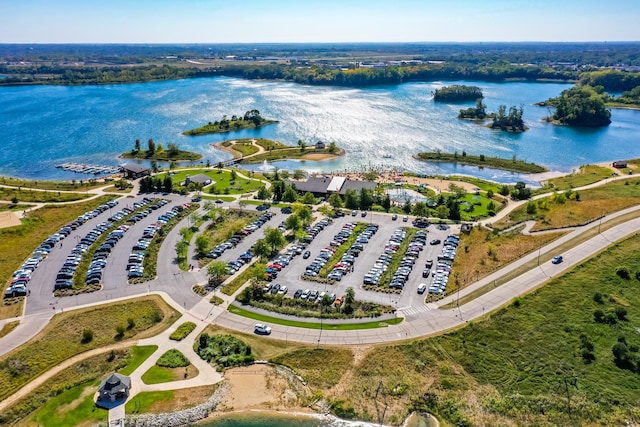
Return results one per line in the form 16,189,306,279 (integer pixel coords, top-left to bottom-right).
170,321,197,341
195,334,254,368
115,324,126,338
81,329,94,344
604,312,618,325
127,317,136,330
581,349,596,364
593,309,605,323
615,306,628,321
616,266,631,280
593,292,604,304
150,310,163,323
157,349,190,368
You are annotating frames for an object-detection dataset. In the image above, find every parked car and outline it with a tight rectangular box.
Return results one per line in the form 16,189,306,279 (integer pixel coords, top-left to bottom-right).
254,323,272,335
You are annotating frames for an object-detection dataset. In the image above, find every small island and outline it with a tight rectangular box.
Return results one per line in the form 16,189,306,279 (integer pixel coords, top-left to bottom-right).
182,110,278,136
120,139,202,161
414,151,547,173
538,85,612,127
433,85,483,102
459,101,527,132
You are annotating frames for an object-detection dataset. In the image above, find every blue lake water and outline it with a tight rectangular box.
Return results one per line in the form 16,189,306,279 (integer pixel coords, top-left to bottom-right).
1,77,639,182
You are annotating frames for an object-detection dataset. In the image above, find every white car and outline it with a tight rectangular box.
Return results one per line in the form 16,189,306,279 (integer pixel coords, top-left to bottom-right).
417,283,427,294
254,323,272,335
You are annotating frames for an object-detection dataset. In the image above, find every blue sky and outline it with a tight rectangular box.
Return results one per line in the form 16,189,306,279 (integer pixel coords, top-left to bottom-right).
1,0,639,43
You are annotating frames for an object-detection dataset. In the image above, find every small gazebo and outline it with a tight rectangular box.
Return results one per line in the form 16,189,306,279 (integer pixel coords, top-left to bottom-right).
97,373,131,404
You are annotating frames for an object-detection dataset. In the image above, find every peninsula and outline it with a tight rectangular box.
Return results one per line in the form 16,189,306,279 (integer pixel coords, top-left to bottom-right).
213,138,345,163
120,140,202,162
414,151,547,173
182,110,278,136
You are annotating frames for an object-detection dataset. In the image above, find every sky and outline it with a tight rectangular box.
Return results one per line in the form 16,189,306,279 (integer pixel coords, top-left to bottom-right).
1,0,639,44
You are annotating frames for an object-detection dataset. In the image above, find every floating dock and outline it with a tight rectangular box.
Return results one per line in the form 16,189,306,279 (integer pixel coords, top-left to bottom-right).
55,163,121,175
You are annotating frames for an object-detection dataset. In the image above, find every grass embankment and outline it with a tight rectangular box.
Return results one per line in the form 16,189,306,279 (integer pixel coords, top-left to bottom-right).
0,203,32,212
537,164,615,192
494,177,640,231
183,118,278,136
0,195,115,319
3,345,157,426
121,148,202,162
219,139,260,158
0,186,91,203
0,176,106,191
0,320,19,338
448,226,565,293
0,295,178,402
125,384,219,415
228,305,402,330
322,232,640,426
414,152,547,174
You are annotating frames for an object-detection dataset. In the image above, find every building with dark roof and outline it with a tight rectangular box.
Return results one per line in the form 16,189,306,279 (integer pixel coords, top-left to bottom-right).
289,175,378,197
183,173,213,186
121,163,150,179
96,373,131,404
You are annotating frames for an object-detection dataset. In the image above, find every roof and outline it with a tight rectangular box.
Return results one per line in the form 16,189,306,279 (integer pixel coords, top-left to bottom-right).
121,163,149,174
290,176,331,194
326,176,346,192
187,174,212,184
338,179,377,195
99,373,131,394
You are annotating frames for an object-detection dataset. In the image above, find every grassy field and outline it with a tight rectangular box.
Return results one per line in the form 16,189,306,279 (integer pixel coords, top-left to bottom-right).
271,347,354,389
1,347,136,426
0,176,106,191
415,152,547,173
220,139,260,157
0,203,32,211
327,232,640,427
0,296,178,402
495,177,640,231
0,186,91,202
228,305,403,330
118,345,158,376
450,226,565,291
0,195,115,300
125,384,219,415
539,164,615,192
0,297,24,320
141,363,198,384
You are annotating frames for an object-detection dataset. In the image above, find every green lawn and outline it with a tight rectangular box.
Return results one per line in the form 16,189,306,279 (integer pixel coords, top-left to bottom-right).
141,365,179,384
126,390,174,414
118,345,158,375
26,380,108,427
0,186,90,203
0,176,106,191
228,305,403,330
538,164,614,192
158,168,264,195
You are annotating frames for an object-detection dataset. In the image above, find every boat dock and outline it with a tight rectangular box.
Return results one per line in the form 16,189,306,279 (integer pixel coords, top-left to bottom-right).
55,163,121,175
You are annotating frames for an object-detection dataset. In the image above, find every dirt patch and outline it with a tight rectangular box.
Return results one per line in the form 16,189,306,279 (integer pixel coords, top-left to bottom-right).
0,210,22,229
216,364,312,413
301,153,339,161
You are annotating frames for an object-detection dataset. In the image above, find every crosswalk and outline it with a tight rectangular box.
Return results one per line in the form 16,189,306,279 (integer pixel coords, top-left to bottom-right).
399,303,436,317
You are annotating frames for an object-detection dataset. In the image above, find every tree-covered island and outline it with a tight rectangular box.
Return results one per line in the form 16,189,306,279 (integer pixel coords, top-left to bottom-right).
182,110,277,136
433,85,483,102
458,100,527,132
414,150,547,173
120,139,202,161
538,85,612,126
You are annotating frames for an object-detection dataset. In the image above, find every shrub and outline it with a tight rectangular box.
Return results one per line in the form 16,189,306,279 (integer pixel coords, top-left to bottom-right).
593,309,605,323
127,317,136,330
195,334,254,368
115,324,126,338
604,312,618,325
150,310,163,323
615,306,628,321
593,292,604,304
616,266,631,280
581,349,596,364
157,349,190,368
170,321,197,341
81,329,94,344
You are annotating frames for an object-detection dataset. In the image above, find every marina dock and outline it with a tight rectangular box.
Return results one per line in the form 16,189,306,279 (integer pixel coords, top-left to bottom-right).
55,163,121,175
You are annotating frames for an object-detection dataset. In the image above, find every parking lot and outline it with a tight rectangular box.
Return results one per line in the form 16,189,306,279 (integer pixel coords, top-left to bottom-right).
254,211,460,314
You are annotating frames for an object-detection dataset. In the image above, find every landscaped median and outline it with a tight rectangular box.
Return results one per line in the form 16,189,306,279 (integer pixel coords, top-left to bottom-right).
228,304,402,330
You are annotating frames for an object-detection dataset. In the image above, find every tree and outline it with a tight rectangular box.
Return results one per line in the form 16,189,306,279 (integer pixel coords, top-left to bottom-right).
282,185,298,203
327,141,337,154
359,188,373,210
256,186,271,200
301,192,316,204
435,205,450,219
147,138,156,154
297,139,307,153
252,239,271,260
412,201,428,217
292,203,312,225
264,227,285,256
207,260,228,287
328,193,344,209
284,214,301,232
344,189,359,209
195,234,209,257
402,198,412,214
134,139,141,152
612,342,630,368
167,143,179,157
163,175,173,193
382,194,391,213
293,169,307,180
526,200,537,214
271,180,285,202
511,182,531,200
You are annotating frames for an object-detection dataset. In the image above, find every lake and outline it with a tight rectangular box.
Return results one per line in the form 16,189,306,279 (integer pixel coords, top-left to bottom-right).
1,77,639,182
